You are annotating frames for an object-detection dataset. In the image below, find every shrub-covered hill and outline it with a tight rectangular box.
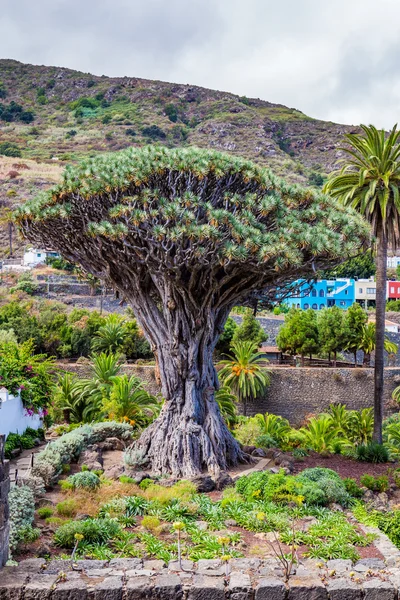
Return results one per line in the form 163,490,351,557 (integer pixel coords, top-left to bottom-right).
0,58,359,257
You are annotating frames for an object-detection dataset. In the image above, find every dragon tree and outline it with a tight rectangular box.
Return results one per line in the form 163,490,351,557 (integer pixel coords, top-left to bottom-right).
16,146,369,477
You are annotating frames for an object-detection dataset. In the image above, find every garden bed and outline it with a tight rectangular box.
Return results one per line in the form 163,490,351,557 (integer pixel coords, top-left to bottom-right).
292,452,400,481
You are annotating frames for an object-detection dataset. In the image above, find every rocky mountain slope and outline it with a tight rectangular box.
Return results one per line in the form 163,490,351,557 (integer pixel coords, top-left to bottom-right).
0,59,358,257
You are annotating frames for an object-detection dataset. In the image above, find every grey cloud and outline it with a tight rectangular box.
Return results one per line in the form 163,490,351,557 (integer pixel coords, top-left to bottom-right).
1,0,400,127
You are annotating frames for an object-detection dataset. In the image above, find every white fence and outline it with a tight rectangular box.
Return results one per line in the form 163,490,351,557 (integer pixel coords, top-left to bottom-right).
0,388,42,438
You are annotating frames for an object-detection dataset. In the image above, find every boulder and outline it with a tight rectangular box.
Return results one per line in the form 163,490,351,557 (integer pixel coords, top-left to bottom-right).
242,445,256,454
97,437,126,451
252,448,267,458
190,475,216,493
78,448,103,471
104,465,125,480
214,471,233,490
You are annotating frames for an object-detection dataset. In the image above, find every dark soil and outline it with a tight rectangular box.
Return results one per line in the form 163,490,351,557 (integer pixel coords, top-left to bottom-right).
292,452,399,482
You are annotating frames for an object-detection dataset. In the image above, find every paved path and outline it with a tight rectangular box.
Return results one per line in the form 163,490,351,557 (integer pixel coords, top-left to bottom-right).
8,444,45,485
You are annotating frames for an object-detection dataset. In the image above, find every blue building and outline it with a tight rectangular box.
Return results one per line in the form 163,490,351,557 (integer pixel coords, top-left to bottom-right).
284,279,355,311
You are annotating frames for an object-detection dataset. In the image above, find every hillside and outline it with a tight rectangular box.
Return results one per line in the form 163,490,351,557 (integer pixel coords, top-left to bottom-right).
0,58,358,257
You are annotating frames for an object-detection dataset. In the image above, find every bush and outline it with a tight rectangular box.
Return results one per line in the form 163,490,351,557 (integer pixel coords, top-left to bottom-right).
360,474,389,492
0,142,21,157
343,478,364,498
142,125,166,140
67,471,101,490
356,443,389,463
37,506,53,519
8,485,35,553
56,499,78,517
54,518,121,548
142,515,161,532
255,434,277,449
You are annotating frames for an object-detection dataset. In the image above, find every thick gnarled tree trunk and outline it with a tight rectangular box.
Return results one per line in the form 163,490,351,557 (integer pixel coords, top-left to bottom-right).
126,285,246,478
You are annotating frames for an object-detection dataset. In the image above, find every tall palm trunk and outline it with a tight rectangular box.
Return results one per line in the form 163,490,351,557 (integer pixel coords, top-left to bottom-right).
374,231,387,443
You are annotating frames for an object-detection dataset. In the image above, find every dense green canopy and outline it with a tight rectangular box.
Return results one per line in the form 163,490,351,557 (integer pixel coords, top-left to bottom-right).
17,145,369,307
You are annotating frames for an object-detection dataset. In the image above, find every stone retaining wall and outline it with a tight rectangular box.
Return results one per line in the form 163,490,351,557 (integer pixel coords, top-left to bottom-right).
0,434,10,567
58,362,400,426
1,553,400,599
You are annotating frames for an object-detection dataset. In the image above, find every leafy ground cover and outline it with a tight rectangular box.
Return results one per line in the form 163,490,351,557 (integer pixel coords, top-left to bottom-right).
11,465,385,564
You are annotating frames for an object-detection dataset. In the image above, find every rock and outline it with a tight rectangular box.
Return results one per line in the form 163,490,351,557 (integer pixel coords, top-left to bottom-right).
188,575,225,600
329,503,344,512
108,558,143,570
327,578,362,600
363,579,396,600
24,574,59,600
252,448,267,458
89,576,123,600
154,574,183,600
355,558,385,570
364,490,375,502
224,519,238,527
104,465,125,480
126,472,151,484
326,559,352,573
197,559,225,577
195,521,209,531
242,445,256,454
78,448,103,471
168,560,194,571
288,577,328,599
255,577,286,600
98,437,126,451
126,576,153,599
214,471,233,490
279,460,294,472
36,543,52,558
264,448,280,459
229,571,252,599
76,514,91,521
190,475,215,493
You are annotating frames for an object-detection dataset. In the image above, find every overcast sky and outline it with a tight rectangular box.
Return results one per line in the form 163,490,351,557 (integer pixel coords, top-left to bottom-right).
1,0,400,128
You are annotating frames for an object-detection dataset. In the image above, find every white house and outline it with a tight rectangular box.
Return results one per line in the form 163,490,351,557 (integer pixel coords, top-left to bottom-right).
0,388,42,438
23,248,60,268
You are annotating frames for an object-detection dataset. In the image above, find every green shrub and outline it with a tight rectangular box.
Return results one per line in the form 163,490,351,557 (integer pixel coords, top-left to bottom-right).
142,125,166,140
20,434,36,449
255,434,277,449
343,478,364,498
375,511,400,547
54,518,121,548
141,515,161,532
37,506,53,519
360,474,389,492
356,443,389,463
0,142,21,157
139,478,153,490
8,485,35,552
68,471,100,490
119,475,135,484
56,499,78,517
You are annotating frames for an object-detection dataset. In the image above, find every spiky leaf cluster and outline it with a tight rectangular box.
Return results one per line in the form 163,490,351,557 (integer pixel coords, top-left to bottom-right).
16,145,369,307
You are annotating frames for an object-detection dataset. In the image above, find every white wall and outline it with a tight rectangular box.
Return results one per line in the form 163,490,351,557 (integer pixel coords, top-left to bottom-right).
0,389,42,438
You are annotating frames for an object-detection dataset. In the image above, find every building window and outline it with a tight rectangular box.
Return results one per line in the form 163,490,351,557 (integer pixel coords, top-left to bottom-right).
320,304,325,309
367,288,375,294
319,289,324,297
359,288,363,293
311,289,317,297
297,303,300,308
340,301,346,306
304,303,309,309
345,290,348,295
312,303,318,309
391,287,395,293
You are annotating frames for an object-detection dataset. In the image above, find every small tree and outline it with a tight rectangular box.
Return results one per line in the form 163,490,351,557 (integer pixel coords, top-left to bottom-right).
17,146,368,476
218,341,270,416
343,303,367,366
358,322,398,367
232,312,267,348
277,309,319,365
91,314,127,354
317,306,348,366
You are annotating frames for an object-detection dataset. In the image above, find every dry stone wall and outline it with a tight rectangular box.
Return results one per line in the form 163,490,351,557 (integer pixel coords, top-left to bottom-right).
0,434,10,567
59,362,400,426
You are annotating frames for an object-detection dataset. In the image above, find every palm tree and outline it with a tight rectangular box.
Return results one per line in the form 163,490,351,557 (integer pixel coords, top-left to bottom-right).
358,322,398,366
54,372,85,423
218,341,270,416
74,352,122,421
324,124,400,443
92,314,127,354
103,374,159,427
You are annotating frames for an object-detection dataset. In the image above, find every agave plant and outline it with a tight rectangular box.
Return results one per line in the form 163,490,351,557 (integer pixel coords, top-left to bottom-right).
91,314,127,354
295,415,342,455
218,341,270,416
254,413,291,445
